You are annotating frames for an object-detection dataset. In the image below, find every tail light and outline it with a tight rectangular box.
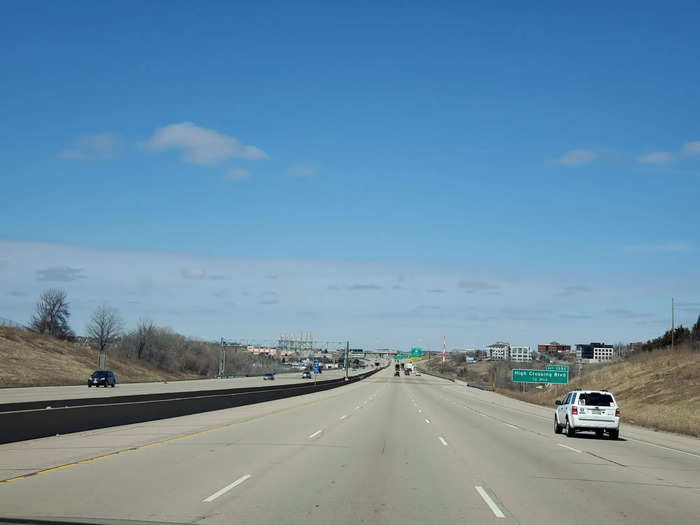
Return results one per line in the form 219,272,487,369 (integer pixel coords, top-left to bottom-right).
571,406,578,415
615,408,620,417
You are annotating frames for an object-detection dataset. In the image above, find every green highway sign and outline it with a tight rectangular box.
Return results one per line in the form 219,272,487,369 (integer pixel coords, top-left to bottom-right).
546,365,569,372
512,369,568,384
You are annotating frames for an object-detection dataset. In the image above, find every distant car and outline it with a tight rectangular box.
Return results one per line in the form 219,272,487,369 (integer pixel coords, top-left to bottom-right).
301,371,312,379
88,370,116,388
404,369,410,375
414,371,421,377
394,370,400,377
263,373,275,380
555,390,620,439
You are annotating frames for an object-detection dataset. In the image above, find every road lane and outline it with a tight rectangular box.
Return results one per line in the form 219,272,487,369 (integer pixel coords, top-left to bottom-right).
0,367,378,404
0,366,698,524
408,375,700,524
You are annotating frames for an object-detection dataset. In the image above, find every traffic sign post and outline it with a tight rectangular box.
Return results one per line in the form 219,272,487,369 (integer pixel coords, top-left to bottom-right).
512,369,568,384
313,361,319,386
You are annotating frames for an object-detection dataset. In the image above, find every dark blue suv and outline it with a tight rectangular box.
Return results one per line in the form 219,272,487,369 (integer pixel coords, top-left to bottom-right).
88,370,116,387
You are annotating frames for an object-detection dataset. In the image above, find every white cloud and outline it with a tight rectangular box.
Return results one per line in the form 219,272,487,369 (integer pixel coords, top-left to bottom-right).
682,141,700,156
285,162,319,177
637,151,674,165
58,133,119,160
556,149,597,166
142,122,267,165
181,268,207,280
222,168,251,182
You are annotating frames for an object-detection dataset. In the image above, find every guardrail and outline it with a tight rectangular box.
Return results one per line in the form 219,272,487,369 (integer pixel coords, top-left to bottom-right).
466,382,494,391
414,368,455,382
0,367,385,444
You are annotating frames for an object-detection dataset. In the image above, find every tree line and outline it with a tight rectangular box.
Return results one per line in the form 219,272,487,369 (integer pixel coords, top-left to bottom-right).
642,315,700,351
27,288,282,377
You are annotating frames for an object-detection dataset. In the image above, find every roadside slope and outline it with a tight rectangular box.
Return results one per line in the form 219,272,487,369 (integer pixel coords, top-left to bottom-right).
0,326,198,388
418,347,700,437
499,345,700,436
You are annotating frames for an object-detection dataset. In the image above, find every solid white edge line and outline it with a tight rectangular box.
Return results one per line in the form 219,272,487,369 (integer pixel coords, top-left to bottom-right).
558,443,582,453
309,429,323,439
203,474,252,502
438,436,448,446
475,486,505,518
627,438,700,459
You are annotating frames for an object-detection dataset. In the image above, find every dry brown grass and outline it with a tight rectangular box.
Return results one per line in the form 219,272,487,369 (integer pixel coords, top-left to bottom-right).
0,326,198,388
499,345,700,437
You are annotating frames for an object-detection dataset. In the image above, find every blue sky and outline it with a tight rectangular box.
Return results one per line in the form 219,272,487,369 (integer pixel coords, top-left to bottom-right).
1,1,699,350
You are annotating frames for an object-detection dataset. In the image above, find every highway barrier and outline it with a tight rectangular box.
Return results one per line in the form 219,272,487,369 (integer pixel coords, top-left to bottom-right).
414,368,455,382
466,382,494,391
0,367,384,444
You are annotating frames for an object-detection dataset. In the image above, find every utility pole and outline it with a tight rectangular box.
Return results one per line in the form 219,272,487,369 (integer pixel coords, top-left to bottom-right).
442,335,446,371
671,297,675,351
345,341,349,381
219,338,226,378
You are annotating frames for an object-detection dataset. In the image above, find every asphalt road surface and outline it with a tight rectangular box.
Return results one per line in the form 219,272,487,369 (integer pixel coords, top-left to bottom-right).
1,367,698,524
0,367,375,404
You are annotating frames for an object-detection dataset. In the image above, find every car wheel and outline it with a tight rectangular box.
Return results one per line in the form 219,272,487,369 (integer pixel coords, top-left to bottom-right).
565,418,576,437
554,416,563,434
608,429,619,440
88,384,91,387
595,429,604,438
110,383,115,388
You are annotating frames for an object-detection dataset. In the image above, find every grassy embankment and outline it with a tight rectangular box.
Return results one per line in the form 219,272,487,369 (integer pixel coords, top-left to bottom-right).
0,326,197,388
419,348,700,437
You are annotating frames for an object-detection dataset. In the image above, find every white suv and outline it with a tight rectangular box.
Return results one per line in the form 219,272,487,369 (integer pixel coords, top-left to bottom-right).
554,390,620,440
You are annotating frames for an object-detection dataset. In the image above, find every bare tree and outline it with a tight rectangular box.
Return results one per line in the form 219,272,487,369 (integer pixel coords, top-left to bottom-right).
86,304,124,351
135,318,155,360
30,288,74,340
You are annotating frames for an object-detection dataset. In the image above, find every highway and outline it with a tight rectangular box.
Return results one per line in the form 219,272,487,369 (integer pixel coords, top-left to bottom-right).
1,366,698,524
0,367,370,404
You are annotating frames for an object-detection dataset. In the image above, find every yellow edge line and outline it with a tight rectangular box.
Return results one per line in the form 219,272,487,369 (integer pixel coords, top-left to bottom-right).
0,378,365,484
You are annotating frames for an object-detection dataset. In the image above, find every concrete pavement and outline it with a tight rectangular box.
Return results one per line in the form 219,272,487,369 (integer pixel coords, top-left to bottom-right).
0,367,372,404
0,367,698,524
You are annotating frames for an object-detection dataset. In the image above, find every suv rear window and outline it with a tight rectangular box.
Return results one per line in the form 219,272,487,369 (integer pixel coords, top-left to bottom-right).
578,393,614,406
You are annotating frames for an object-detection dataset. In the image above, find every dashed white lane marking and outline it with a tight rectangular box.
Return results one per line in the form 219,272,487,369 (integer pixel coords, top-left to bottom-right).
504,423,518,429
203,474,252,503
558,443,582,453
418,409,422,413
475,486,505,518
438,436,448,446
309,429,323,439
425,418,431,424
340,415,348,420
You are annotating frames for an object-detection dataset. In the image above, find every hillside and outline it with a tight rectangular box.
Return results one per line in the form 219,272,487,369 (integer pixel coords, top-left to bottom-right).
0,326,199,388
501,346,700,437
419,348,700,437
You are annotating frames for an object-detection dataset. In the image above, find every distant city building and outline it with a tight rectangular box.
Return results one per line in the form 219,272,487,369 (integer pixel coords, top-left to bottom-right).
486,342,510,360
537,342,571,354
629,342,644,352
576,342,614,362
509,346,532,362
593,346,614,361
245,346,281,359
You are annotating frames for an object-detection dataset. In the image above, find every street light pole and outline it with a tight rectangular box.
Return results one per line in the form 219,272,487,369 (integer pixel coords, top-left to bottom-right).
671,297,675,351
345,341,349,381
